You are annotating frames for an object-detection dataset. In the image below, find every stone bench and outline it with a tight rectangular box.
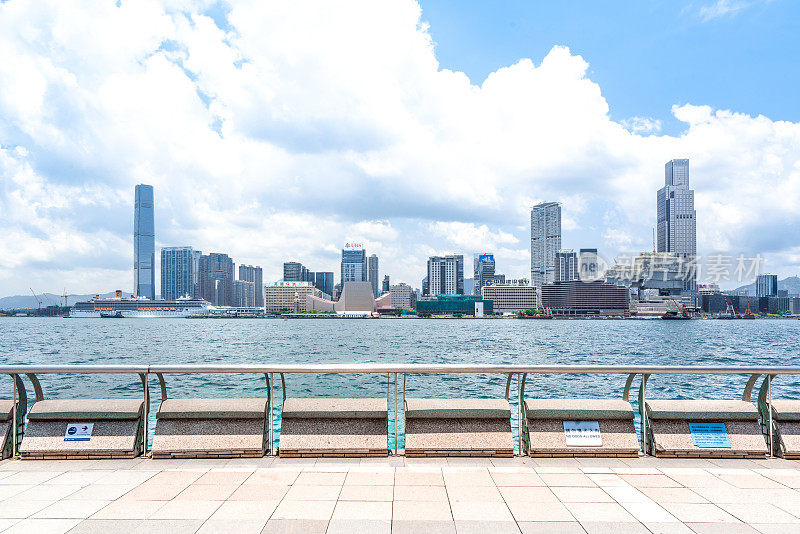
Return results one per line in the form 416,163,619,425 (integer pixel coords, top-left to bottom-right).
524,399,640,457
761,400,800,459
404,398,513,457
278,398,388,457
19,399,144,460
151,398,269,459
644,399,767,459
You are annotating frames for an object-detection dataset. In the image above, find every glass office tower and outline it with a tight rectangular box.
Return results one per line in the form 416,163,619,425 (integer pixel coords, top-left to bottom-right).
133,184,155,299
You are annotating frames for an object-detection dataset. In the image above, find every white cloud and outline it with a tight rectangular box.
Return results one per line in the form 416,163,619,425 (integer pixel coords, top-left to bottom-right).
0,0,799,296
698,0,753,22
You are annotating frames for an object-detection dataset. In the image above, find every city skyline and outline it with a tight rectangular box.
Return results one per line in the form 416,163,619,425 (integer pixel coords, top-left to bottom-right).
2,1,800,297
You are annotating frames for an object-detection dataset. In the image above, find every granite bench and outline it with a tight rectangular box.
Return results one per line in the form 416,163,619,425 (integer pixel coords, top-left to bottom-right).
151,398,269,459
278,398,388,457
19,399,145,459
760,400,800,459
644,399,767,459
404,398,514,457
524,399,640,457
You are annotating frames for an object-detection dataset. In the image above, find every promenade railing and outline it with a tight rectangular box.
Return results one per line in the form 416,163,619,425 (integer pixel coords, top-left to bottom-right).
3,364,799,457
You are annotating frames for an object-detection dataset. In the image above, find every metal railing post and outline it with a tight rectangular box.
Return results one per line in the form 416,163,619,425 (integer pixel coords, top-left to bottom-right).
394,372,398,455
517,372,522,456
768,374,774,458
12,374,17,458
269,372,274,455
142,374,149,456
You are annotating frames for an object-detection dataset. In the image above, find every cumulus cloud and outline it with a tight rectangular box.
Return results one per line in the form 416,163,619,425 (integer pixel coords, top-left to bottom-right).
1,0,799,295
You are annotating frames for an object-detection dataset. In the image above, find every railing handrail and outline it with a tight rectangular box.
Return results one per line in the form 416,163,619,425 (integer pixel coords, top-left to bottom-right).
3,364,800,375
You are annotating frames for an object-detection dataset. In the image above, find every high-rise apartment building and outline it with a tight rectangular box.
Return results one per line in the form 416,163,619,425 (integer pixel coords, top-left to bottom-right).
389,283,416,309
382,275,390,294
427,255,464,295
531,202,561,287
234,279,256,307
579,248,599,281
161,246,201,300
198,253,235,306
367,254,379,298
133,184,155,299
284,261,312,282
239,265,263,307
657,159,697,291
756,274,778,297
341,243,367,285
473,253,496,295
314,272,334,298
554,250,578,282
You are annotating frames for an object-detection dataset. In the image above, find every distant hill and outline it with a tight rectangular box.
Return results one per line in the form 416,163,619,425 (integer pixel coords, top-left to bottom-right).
734,275,800,296
0,291,132,311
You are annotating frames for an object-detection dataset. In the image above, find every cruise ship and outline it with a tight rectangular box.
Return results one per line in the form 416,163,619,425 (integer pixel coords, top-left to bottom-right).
69,293,211,318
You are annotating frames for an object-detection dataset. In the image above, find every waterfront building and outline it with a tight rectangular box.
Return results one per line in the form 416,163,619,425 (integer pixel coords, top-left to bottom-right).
554,250,578,282
756,274,778,297
540,280,629,316
161,246,201,300
427,255,464,295
473,254,496,295
530,202,561,288
238,265,263,307
481,280,536,313
422,276,429,297
314,272,334,298
416,294,493,316
368,254,379,298
382,275,390,294
341,243,367,286
264,281,328,312
199,253,235,306
579,249,599,280
657,159,697,292
133,184,155,299
234,279,256,307
605,252,685,298
389,283,416,310
284,261,312,282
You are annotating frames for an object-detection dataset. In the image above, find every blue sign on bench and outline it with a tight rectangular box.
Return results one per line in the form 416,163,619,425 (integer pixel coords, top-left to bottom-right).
688,422,731,448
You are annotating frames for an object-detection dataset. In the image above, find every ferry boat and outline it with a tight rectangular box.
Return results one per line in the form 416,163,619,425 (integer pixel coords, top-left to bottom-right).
70,295,211,318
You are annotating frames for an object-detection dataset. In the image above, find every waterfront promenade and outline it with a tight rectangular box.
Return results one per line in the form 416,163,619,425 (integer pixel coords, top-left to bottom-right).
2,456,800,533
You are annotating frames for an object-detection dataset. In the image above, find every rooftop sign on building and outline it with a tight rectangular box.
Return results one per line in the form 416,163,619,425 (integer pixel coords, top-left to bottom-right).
268,281,314,287
344,242,363,250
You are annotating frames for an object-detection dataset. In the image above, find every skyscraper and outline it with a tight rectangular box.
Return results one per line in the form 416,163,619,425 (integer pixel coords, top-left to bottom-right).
133,184,155,299
382,275,390,294
473,253,496,295
657,159,696,291
756,274,778,297
198,253,235,306
239,265,263,307
530,202,561,287
554,250,578,282
161,246,201,300
367,254,379,298
314,272,334,298
341,243,367,285
427,255,464,295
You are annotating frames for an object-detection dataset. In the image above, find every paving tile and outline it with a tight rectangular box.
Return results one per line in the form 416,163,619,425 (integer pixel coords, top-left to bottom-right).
66,519,142,534
517,522,585,533
685,524,760,533
638,487,709,503
229,484,290,501
446,484,504,502
136,519,206,533
338,484,394,501
391,520,456,533
44,471,114,486
344,471,394,486
331,501,392,521
174,483,239,501
717,503,800,524
491,473,545,487
0,484,34,500
443,471,495,487
64,484,137,501
600,485,651,503
563,502,638,523
194,470,253,485
271,499,336,521
122,483,188,501
293,472,346,486
327,518,391,534
0,471,63,485
0,498,57,518
505,500,574,522
89,499,165,520
550,487,614,503
498,486,560,503
618,500,679,523
752,524,800,534
658,502,740,523
394,484,449,501
641,523,694,533
209,500,280,521
148,499,222,520
454,520,521,533
3,518,82,534
283,484,341,500
450,501,514,522
586,474,627,487
393,500,453,521
144,470,203,486
580,522,650,533
92,470,157,486
539,474,597,487
243,469,301,486
33,500,111,519
619,475,682,488
395,471,444,486
12,484,83,500
0,519,21,532
716,474,787,489
196,518,268,534
261,518,329,533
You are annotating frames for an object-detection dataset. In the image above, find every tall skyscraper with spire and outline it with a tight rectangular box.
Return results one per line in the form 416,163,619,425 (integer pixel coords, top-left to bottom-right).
657,159,697,291
133,184,155,299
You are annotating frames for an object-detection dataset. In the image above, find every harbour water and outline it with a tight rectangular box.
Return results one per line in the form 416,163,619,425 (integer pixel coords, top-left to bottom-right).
2,317,799,449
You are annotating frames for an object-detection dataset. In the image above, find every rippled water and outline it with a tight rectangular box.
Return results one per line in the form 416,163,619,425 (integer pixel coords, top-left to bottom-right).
2,317,799,449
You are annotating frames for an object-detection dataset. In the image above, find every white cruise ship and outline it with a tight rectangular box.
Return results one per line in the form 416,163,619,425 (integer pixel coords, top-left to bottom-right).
69,295,211,318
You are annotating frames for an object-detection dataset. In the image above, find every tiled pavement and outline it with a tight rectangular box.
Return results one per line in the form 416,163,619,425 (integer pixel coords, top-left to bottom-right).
2,456,800,533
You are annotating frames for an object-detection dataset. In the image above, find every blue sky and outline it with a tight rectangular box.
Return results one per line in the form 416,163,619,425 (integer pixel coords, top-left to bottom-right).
1,0,799,296
422,0,799,135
